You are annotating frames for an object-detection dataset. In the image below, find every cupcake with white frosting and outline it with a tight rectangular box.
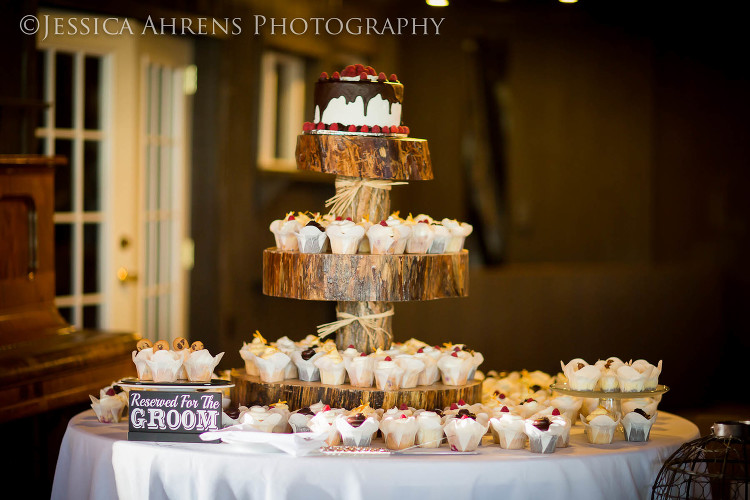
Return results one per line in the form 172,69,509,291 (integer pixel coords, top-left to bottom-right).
326,218,365,254
395,355,425,389
428,224,452,254
269,213,301,251
254,346,292,383
489,411,526,449
441,218,473,252
314,348,347,385
406,218,435,254
415,411,444,448
444,414,488,452
380,414,419,450
296,221,329,254
239,406,282,433
145,349,183,383
345,353,375,388
291,347,324,382
437,351,474,386
581,406,620,444
374,356,404,391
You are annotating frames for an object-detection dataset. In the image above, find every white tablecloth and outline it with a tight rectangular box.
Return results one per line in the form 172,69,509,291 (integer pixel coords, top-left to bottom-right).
52,410,699,500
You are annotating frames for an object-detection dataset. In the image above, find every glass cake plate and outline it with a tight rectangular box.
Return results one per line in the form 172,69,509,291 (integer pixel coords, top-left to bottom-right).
550,383,669,425
117,378,234,392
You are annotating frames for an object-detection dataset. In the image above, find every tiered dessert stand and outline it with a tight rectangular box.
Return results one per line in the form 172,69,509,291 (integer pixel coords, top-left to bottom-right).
231,131,478,410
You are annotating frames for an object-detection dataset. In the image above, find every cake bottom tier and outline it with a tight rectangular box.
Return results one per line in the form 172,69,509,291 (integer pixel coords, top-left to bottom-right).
231,369,482,411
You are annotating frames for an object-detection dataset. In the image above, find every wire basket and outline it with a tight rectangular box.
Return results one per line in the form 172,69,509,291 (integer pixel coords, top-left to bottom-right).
652,421,750,499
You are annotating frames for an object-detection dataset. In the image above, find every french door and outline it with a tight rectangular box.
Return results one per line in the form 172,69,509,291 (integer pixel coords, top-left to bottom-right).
36,11,193,343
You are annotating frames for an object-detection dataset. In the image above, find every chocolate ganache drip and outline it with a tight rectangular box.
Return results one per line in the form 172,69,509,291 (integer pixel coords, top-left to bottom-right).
314,81,404,117
300,347,317,361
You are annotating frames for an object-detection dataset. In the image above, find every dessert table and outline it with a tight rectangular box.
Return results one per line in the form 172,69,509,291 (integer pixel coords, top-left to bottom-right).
52,410,699,500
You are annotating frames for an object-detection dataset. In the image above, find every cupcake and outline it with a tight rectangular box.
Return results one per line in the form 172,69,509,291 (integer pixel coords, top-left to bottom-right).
437,351,474,386
183,347,224,383
145,348,183,382
367,221,399,254
326,219,365,254
414,348,440,385
288,407,316,433
269,400,291,433
548,410,572,448
622,397,659,417
444,415,489,452
89,394,126,423
622,409,657,442
296,221,329,254
581,407,620,444
489,412,526,449
380,415,419,450
524,417,560,454
254,346,292,383
561,359,601,391
239,406,282,433
395,355,425,389
273,336,298,356
335,413,380,447
308,406,342,446
428,224,451,254
415,411,444,448
406,219,435,254
345,353,375,388
374,356,404,391
292,347,324,382
631,359,662,390
132,342,154,380
441,218,473,252
598,367,620,392
239,331,268,376
616,365,648,392
314,348,347,385
548,395,583,425
269,213,301,251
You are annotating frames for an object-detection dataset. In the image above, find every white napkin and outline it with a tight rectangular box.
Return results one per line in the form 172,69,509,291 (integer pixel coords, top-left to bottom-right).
199,424,327,456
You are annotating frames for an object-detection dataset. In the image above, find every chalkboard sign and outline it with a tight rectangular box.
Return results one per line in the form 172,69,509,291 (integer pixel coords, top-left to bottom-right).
128,390,222,443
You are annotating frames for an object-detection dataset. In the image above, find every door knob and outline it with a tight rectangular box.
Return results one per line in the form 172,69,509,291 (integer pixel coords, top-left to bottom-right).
117,267,138,283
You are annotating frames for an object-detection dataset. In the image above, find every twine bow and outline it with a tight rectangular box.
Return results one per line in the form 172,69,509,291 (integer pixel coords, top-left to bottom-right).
325,177,408,217
316,307,395,346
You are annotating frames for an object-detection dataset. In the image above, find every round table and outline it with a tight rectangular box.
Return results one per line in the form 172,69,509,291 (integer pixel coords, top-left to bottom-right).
52,410,699,500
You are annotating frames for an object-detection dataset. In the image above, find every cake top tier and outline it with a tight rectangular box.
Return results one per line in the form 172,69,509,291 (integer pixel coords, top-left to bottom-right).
304,64,408,136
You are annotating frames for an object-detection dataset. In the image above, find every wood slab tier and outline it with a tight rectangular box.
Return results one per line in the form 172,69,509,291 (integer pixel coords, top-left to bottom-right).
296,133,433,180
231,369,482,411
263,248,469,301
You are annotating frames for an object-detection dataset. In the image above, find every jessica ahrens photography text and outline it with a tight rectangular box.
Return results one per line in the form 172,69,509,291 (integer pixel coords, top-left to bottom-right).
22,14,445,40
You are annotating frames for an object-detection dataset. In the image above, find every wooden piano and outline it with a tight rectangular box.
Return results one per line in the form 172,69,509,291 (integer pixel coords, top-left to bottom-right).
0,155,139,424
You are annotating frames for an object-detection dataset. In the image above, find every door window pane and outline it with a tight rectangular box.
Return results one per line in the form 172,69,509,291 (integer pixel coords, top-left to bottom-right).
84,56,101,130
55,224,73,296
83,223,99,294
54,139,73,212
55,52,74,128
83,140,100,211
82,305,100,329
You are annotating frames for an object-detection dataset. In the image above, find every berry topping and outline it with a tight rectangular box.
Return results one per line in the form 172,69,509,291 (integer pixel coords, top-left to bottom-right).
342,65,356,77
323,405,331,412
399,403,408,410
500,406,510,412
450,403,459,410
379,220,388,227
331,71,341,80
335,216,343,221
287,215,295,220
389,73,398,82
400,414,408,419
348,345,355,349
453,346,461,352
498,393,506,399
360,352,367,357
359,72,368,80
378,72,387,82
354,63,365,74
319,72,328,81
302,122,313,131
451,352,458,357
384,356,392,361
417,347,424,353
403,126,410,135
458,399,466,406
345,217,353,221
360,125,369,133
365,66,376,76
348,125,357,132
329,123,339,131
552,408,561,416
105,388,116,396
418,219,429,224
389,125,399,133
434,345,441,349
397,126,405,134
526,398,535,403
372,125,381,133
316,122,325,130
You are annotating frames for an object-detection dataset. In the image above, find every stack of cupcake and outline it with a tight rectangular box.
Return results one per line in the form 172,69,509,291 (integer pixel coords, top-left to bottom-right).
131,337,223,383
269,211,473,255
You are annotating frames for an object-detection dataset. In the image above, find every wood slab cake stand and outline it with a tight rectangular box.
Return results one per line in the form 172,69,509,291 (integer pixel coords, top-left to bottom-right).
232,133,479,410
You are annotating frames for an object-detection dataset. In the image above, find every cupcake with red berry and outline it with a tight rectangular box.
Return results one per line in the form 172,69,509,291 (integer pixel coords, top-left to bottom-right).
374,356,404,391
437,350,475,386
489,407,526,448
269,213,301,251
345,352,375,388
325,218,365,254
415,411,445,448
380,414,419,450
444,413,489,452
